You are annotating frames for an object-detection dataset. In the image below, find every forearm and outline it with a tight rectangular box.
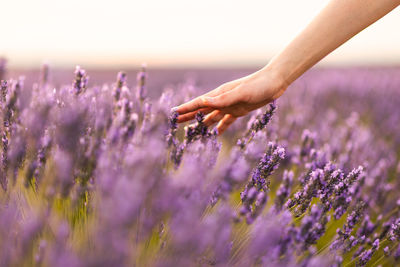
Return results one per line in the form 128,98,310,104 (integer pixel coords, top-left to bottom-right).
264,0,399,87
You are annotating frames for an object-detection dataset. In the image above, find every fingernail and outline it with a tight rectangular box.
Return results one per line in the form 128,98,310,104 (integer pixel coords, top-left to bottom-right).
171,106,179,113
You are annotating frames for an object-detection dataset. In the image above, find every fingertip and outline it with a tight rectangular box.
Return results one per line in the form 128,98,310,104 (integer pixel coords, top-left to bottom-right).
173,102,194,115
171,106,179,114
216,114,236,135
217,128,226,136
210,127,219,136
216,123,224,136
203,110,224,127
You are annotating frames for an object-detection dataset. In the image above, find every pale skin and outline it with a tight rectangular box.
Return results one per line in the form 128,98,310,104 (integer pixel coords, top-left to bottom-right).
173,0,400,135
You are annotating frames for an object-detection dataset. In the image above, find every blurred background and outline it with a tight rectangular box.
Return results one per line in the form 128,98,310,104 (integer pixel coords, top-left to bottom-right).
0,0,399,92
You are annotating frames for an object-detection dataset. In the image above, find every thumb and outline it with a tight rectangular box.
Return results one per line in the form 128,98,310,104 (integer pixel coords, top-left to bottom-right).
202,89,242,109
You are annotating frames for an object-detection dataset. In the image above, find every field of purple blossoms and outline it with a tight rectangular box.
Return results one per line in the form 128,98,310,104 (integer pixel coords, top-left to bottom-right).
0,64,400,267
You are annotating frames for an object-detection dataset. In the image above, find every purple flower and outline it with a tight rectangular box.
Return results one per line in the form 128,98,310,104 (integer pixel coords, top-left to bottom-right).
237,101,276,149
0,80,7,104
296,204,329,250
136,64,147,101
72,66,89,95
239,142,285,223
384,246,390,256
274,170,294,212
357,238,379,266
0,57,7,80
113,71,126,102
40,63,50,85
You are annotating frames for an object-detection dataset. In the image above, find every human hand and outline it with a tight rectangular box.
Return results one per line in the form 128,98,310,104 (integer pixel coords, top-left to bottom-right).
173,66,288,135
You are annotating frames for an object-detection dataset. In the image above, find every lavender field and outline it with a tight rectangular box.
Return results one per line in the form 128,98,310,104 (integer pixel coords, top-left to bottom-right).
1,65,400,267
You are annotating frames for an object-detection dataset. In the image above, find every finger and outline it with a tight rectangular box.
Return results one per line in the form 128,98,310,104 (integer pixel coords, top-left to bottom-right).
172,82,237,115
177,108,213,123
203,110,225,127
216,114,237,135
204,87,244,109
173,95,209,115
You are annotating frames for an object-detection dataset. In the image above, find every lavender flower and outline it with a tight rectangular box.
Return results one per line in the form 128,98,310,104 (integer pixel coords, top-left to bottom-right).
184,111,208,144
136,64,147,101
240,142,285,223
0,80,7,105
299,129,316,159
0,57,7,80
113,71,126,102
210,148,250,206
72,66,88,95
357,239,379,266
237,101,276,149
274,170,294,212
40,63,49,85
331,200,366,251
0,130,8,190
388,218,400,241
296,204,330,250
384,246,390,256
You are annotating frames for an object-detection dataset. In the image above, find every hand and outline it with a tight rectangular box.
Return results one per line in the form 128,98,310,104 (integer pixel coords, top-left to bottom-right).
173,66,288,135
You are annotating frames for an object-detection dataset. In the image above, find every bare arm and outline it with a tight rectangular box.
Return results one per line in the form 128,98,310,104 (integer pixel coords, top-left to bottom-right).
175,0,400,134
267,0,400,87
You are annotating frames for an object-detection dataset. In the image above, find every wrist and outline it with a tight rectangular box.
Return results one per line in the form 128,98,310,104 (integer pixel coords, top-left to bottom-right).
262,47,311,90
258,62,290,93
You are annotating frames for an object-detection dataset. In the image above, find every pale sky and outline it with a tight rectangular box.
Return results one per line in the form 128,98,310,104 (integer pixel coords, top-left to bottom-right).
1,0,399,68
